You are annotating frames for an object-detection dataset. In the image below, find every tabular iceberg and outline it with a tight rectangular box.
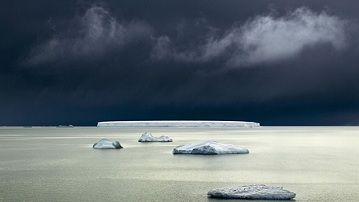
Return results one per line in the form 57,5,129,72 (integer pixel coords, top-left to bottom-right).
173,141,249,155
208,184,296,200
138,132,173,142
97,120,260,127
93,139,123,149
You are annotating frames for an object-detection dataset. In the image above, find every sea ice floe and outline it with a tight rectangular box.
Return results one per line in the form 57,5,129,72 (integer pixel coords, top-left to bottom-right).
93,139,123,149
173,141,249,155
138,132,173,142
207,184,296,200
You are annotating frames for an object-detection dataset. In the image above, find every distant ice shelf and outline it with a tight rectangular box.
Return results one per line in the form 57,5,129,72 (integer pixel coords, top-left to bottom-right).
97,120,260,127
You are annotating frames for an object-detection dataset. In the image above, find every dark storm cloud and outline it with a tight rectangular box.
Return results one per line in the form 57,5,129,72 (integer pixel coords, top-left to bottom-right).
2,0,359,126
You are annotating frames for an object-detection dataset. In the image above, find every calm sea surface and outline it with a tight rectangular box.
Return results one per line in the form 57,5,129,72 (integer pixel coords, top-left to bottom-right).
0,127,358,201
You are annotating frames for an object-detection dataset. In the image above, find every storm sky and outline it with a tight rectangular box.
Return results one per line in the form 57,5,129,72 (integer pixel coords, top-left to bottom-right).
1,0,359,126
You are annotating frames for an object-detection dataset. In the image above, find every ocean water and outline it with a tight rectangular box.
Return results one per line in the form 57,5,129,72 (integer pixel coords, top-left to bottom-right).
0,126,358,201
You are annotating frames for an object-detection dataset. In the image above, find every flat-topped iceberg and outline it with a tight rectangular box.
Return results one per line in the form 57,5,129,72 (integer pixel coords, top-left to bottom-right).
93,139,123,149
97,120,260,127
208,184,296,200
138,132,172,142
173,141,249,155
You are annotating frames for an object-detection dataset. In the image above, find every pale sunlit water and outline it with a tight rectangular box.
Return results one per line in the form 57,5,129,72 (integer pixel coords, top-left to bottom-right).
0,127,358,201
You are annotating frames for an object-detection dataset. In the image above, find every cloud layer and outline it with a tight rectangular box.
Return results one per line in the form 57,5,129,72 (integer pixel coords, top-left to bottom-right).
27,6,347,68
153,7,347,67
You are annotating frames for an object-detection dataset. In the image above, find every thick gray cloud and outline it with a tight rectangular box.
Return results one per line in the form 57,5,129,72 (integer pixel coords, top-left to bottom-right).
152,7,347,67
26,5,152,65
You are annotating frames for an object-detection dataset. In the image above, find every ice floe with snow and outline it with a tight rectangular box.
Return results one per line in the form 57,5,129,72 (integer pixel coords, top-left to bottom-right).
138,132,172,142
93,139,123,149
173,141,249,155
208,184,296,200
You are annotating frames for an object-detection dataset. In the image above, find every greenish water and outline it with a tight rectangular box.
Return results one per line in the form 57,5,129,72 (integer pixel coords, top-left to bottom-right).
0,127,358,201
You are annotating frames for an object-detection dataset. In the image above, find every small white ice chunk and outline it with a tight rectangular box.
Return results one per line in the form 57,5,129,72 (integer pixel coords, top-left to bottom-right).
138,132,173,142
173,141,249,155
93,139,123,149
208,184,296,200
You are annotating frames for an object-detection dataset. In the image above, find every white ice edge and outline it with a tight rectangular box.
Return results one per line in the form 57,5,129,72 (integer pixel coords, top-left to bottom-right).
97,120,260,127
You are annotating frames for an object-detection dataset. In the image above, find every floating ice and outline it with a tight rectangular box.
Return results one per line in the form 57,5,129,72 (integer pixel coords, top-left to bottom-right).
93,139,123,149
208,184,296,200
97,120,260,127
138,132,173,142
173,141,249,155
